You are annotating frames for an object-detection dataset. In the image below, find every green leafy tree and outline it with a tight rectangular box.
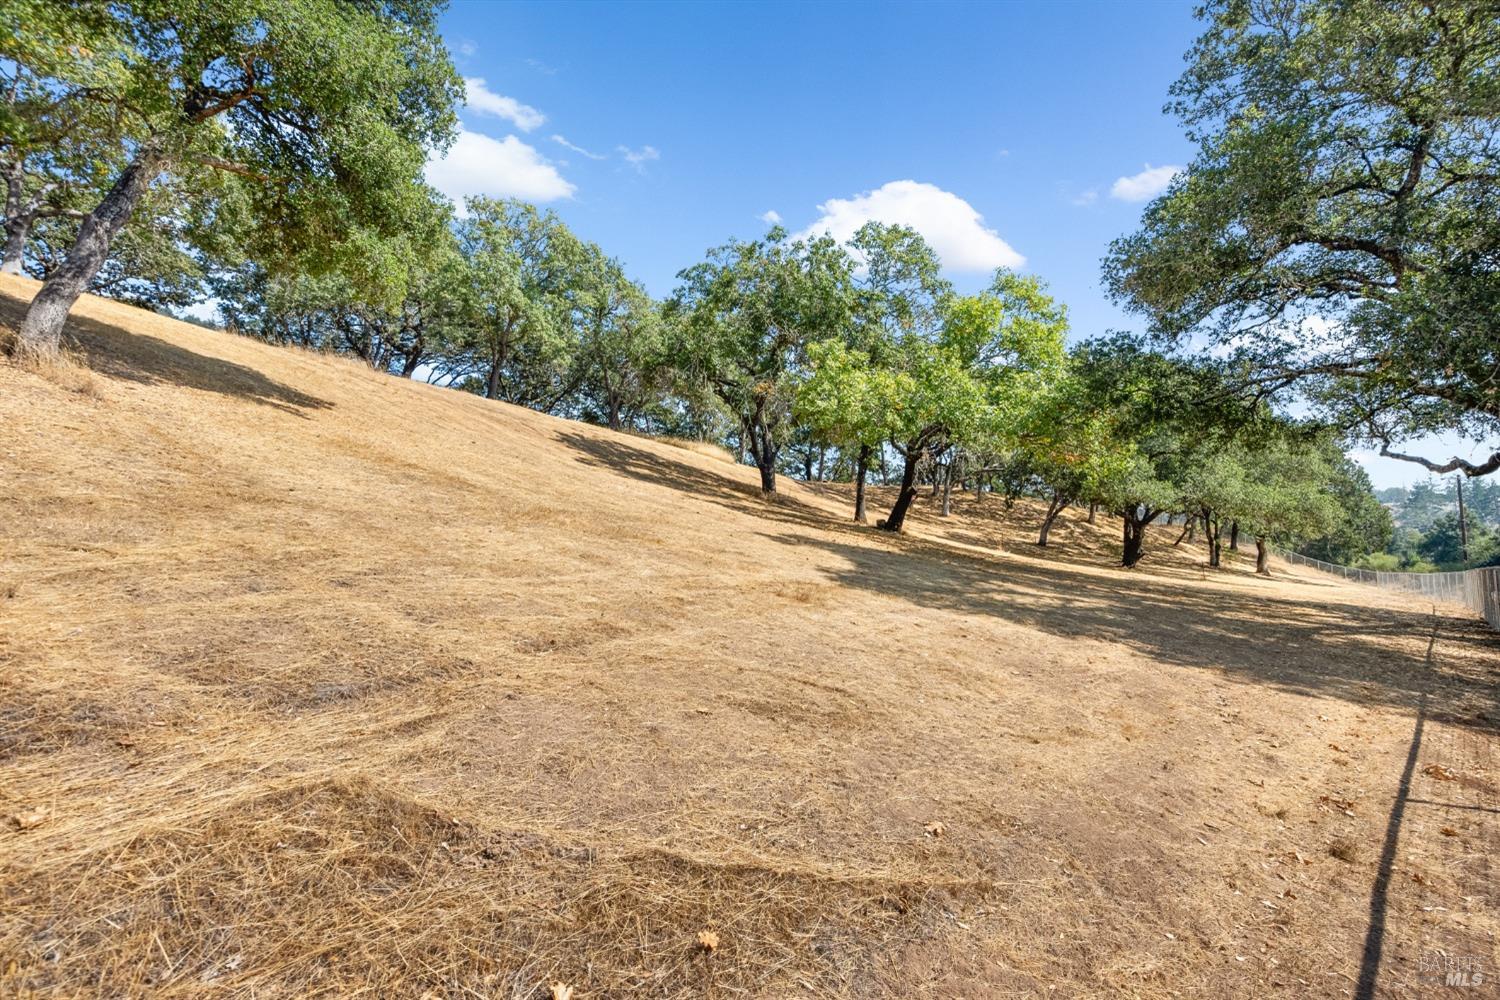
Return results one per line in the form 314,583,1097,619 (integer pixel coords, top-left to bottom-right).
568,248,666,430
5,0,461,358
673,228,854,493
1017,361,1135,547
1296,441,1395,564
876,275,1062,530
1234,437,1341,575
1074,336,1253,566
1104,0,1500,478
796,223,951,520
216,188,460,378
448,198,584,407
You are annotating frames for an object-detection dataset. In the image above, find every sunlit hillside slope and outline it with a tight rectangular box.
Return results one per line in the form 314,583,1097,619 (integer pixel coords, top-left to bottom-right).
1,272,1495,998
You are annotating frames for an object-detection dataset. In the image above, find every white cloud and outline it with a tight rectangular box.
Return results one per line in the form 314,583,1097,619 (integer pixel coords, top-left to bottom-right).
1071,188,1098,207
462,78,545,132
617,144,660,173
551,134,606,160
760,209,782,225
426,129,575,209
1110,164,1181,202
457,40,477,57
793,180,1024,272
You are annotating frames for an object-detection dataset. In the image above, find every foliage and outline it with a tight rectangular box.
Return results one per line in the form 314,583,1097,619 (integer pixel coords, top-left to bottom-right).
672,227,854,492
6,0,463,350
1104,0,1500,477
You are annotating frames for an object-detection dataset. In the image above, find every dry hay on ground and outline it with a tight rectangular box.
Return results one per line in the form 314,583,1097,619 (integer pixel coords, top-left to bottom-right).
0,272,1496,998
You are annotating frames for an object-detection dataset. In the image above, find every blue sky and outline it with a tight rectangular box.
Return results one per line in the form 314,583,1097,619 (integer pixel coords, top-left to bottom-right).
427,0,1481,489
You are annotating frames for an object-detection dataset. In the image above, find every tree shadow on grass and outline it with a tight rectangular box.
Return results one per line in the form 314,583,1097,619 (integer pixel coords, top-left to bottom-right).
0,289,331,417
755,530,1500,730
555,430,856,535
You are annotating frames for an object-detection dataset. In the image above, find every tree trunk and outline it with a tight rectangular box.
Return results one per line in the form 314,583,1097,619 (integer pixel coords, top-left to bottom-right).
2,213,31,274
2,162,29,275
1228,521,1239,551
1203,507,1222,567
484,361,503,400
1123,515,1145,567
853,443,870,523
1087,502,1097,524
743,417,777,493
803,451,814,482
879,450,922,532
1255,537,1270,576
17,149,165,357
606,398,622,431
1174,515,1195,546
1122,507,1157,567
1038,490,1069,546
940,465,953,517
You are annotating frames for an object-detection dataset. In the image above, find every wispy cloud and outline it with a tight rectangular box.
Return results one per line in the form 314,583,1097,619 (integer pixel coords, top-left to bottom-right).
551,134,606,160
526,58,558,76
760,209,782,225
617,144,660,173
1071,188,1098,206
1110,164,1181,202
462,78,545,132
794,180,1024,273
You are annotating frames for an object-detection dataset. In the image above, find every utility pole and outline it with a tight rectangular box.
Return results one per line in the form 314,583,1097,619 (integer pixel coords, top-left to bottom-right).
1456,474,1470,565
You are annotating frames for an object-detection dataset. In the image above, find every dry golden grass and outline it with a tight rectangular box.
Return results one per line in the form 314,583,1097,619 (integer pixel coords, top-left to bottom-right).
0,272,1496,998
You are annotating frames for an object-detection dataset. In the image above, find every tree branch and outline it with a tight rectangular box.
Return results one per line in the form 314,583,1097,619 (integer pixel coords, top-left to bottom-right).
1377,442,1500,478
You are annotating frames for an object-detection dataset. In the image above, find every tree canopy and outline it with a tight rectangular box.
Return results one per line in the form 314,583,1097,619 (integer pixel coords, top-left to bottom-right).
1104,0,1500,477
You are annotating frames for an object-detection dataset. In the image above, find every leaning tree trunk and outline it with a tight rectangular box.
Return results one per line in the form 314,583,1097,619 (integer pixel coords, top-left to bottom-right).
1173,515,1195,546
853,443,870,523
1255,537,1270,576
879,449,922,532
17,149,165,357
1037,490,1069,546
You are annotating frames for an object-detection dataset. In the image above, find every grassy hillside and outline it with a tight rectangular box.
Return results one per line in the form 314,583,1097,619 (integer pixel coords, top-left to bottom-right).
1,272,1496,998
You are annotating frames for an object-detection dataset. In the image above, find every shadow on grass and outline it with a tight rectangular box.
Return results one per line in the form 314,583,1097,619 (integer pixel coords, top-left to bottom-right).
0,288,332,416
555,430,853,535
754,529,1499,731
562,419,1497,727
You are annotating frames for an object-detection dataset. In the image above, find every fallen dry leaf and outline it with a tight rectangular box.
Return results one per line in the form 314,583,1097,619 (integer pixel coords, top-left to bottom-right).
1440,827,1459,838
550,983,574,1000
10,808,48,831
1422,763,1457,782
924,821,946,838
697,930,719,953
1328,743,1347,753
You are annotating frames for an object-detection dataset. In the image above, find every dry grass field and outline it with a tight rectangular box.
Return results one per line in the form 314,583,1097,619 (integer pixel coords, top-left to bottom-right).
1,272,1496,998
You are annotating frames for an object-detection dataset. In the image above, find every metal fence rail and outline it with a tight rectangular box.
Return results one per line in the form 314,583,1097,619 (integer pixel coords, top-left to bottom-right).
1277,549,1500,631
